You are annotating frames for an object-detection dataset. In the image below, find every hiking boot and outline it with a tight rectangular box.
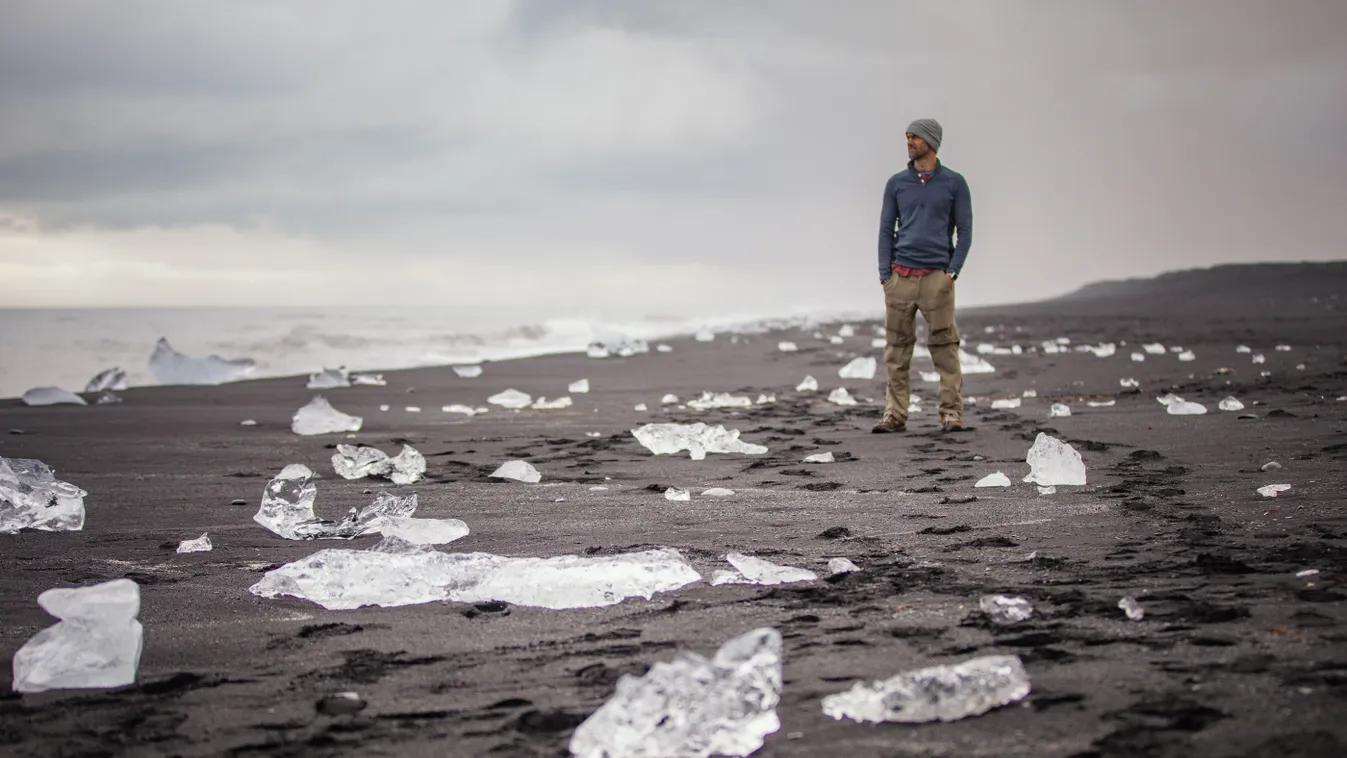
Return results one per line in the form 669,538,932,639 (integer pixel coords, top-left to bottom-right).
941,415,972,432
871,417,906,434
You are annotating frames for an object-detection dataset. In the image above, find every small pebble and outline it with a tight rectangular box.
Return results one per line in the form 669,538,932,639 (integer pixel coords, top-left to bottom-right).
230,498,247,505
7,429,26,435
316,691,367,716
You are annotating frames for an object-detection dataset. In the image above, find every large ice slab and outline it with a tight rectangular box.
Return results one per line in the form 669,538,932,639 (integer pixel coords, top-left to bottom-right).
822,655,1030,724
1022,433,1087,486
631,423,768,461
488,389,532,409
839,357,877,380
490,460,541,483
292,396,363,435
253,464,417,540
21,387,87,406
687,392,753,410
148,337,255,386
569,627,782,758
12,578,143,693
726,553,817,585
1,456,87,534
331,444,426,485
84,368,128,393
250,546,699,611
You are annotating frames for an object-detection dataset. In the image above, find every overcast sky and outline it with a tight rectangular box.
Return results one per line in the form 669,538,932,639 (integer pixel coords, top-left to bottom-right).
1,0,1344,314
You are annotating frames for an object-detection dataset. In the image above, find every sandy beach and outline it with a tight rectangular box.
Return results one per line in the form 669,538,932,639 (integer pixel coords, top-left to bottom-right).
2,264,1345,757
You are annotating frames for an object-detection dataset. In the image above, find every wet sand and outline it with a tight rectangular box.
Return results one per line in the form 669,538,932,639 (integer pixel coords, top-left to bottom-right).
2,265,1346,757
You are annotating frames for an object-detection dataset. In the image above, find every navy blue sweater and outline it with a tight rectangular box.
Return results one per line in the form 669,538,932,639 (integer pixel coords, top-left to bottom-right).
877,161,972,281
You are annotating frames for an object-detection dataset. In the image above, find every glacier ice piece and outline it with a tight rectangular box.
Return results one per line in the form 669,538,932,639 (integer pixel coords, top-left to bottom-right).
803,452,834,464
688,392,752,410
251,546,700,611
990,398,1021,409
488,389,532,409
1178,350,1196,362
756,393,775,404
657,344,673,352
490,460,541,483
379,516,469,545
1120,378,1140,388
796,375,819,392
838,324,855,337
829,336,844,345
21,387,87,406
634,403,649,411
569,628,781,758
1218,396,1244,411
532,396,573,410
453,364,483,378
1236,345,1252,353
307,367,351,389
1086,399,1116,407
958,350,995,374
569,379,591,393
661,394,680,405
839,357,877,379
701,488,735,497
711,570,750,586
253,464,417,540
350,372,385,385
726,553,817,585
1296,569,1319,578
12,578,143,693
1,457,87,534
778,341,798,352
827,388,857,406
1049,403,1072,418
148,337,255,385
979,594,1033,624
1261,461,1282,471
1252,353,1266,364
84,367,128,393
404,406,422,412
1276,344,1292,351
828,557,860,576
1142,343,1166,354
1131,352,1145,362
919,371,940,383
974,472,1011,488
665,487,691,502
1022,389,1038,398
1118,596,1144,621
871,338,885,348
442,404,478,415
1166,398,1207,415
695,329,715,342
331,444,425,485
292,396,362,435
1023,433,1086,486
631,423,768,460
176,533,212,553
1038,485,1056,495
95,391,122,405
1257,484,1291,498
822,655,1029,724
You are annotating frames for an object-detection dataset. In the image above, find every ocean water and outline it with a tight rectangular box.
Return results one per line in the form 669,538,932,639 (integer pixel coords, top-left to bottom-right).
0,305,867,399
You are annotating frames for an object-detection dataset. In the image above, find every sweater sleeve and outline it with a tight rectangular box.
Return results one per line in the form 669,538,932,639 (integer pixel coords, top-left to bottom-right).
948,174,972,276
877,176,897,281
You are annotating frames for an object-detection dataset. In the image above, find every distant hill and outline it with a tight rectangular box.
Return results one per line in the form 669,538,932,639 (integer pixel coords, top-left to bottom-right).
1051,261,1347,305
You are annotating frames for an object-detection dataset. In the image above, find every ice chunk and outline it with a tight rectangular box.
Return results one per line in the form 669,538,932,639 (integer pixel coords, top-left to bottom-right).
84,367,128,393
307,367,350,389
631,423,768,460
0,457,87,534
1296,569,1319,578
1118,597,1144,621
701,488,735,497
1130,352,1145,362
695,329,715,342
1086,399,1116,407
726,552,818,585
1120,378,1140,388
756,393,775,404
569,627,782,758
291,396,362,435
827,335,843,345
1142,343,1166,354
254,464,418,540
661,394,680,405
488,389,531,409
453,365,483,378
1049,403,1071,417
490,460,541,483
979,594,1033,624
827,387,857,406
778,341,798,352
350,372,385,386
838,356,877,380
959,350,996,374
95,391,122,405
1022,389,1038,398
822,655,1029,724
1037,485,1056,495
990,398,1021,409
711,569,749,586
1276,344,1292,352
974,472,1011,488
665,487,690,502
1178,350,1196,362
331,444,425,485
657,344,673,353
176,533,212,553
21,387,87,406
442,404,478,415
1166,398,1207,415
688,392,753,410
1236,345,1252,353
569,379,590,393
404,405,422,412
828,557,860,576
12,578,143,694
532,396,574,410
240,419,257,426
1257,484,1291,498
148,337,255,385
796,375,819,392
379,516,469,545
918,371,941,383
838,324,855,337
871,337,886,348
1023,433,1087,486
1218,396,1245,411
252,546,700,611
1252,353,1266,364
1261,461,1282,471
803,452,834,464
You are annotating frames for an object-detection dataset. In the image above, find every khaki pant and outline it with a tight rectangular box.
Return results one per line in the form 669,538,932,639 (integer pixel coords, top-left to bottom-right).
882,272,963,424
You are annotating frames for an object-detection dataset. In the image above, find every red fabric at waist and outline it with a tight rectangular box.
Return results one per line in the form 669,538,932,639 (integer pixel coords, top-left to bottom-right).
892,264,936,277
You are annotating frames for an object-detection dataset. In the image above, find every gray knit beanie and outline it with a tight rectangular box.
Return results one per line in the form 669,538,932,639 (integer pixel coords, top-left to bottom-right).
906,118,943,152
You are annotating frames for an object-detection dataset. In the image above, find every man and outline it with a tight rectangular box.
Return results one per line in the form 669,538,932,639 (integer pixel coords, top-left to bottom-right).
873,118,972,433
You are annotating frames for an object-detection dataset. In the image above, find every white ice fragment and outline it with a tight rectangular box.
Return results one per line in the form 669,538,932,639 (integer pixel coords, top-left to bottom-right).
827,388,857,406
379,404,390,411
1261,461,1283,471
1178,350,1196,362
756,393,775,404
695,329,715,342
711,570,750,586
958,350,996,374
568,628,782,758
532,396,574,410
11,579,143,693
688,392,753,410
84,368,128,393
871,338,886,348
1252,353,1266,364
1049,403,1072,418
1120,378,1140,388
175,533,212,553
634,403,649,411
0,456,87,533
839,357,877,380
974,472,1011,488
490,460,541,483
569,379,591,394
979,594,1034,624
1236,345,1252,353
441,404,478,415
307,366,351,389
920,371,941,383
976,343,996,354
148,338,255,386
1166,399,1208,415
1276,344,1292,351
378,516,469,546
21,387,87,406
701,488,735,497
1022,389,1038,398
488,389,531,409
1023,433,1087,486
1257,484,1291,498
331,444,425,485
1118,597,1144,621
453,365,483,378
1260,370,1272,377
829,336,845,345
405,406,421,412
1037,485,1056,495
661,394,680,405
240,419,257,426
838,324,855,337
631,423,767,460
1296,363,1305,370
291,396,362,435
1087,399,1116,407
796,375,819,392
1131,352,1145,362
803,452,835,464
990,398,1021,409
827,557,860,576
1218,396,1245,411
254,465,417,540
778,341,798,352
726,552,818,585
664,487,691,502
656,344,673,353
350,372,385,386
586,345,611,359
1296,569,1320,578
252,546,700,611
822,655,1030,724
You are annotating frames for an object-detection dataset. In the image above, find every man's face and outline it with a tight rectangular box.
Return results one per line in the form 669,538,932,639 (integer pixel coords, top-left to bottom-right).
907,133,931,160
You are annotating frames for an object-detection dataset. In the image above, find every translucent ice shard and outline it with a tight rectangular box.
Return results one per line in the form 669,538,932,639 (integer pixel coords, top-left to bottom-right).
569,379,591,393
569,628,782,758
661,394,680,405
292,396,362,435
827,388,857,406
21,387,87,406
1131,352,1145,362
350,372,386,386
979,594,1033,624
148,337,255,386
1022,389,1038,397
822,655,1030,724
778,341,798,352
990,398,1021,409
1166,398,1207,415
12,578,143,693
688,392,753,410
254,465,415,540
756,393,775,404
839,357,877,379
1049,403,1072,418
488,389,532,409
803,452,834,464
0,457,87,534
695,329,715,342
1252,353,1266,364
442,404,478,415
453,364,483,378
1257,484,1291,498
665,487,691,502
919,371,941,383
379,516,469,545
1178,350,1196,362
726,553,817,585
176,533,212,553
657,344,673,352
307,367,351,389
829,336,845,345
95,391,122,405
1276,344,1292,352
1218,396,1245,411
533,396,574,410
84,367,128,393
828,557,860,576
1120,378,1140,388
491,460,541,483
1236,345,1252,353
331,444,425,485
1142,343,1166,355
796,375,819,392
1118,597,1144,621
634,403,648,411
1038,485,1056,495
871,337,886,348
959,350,996,374
631,423,768,460
974,472,1011,488
1087,399,1116,407
701,488,735,497
1022,433,1087,486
